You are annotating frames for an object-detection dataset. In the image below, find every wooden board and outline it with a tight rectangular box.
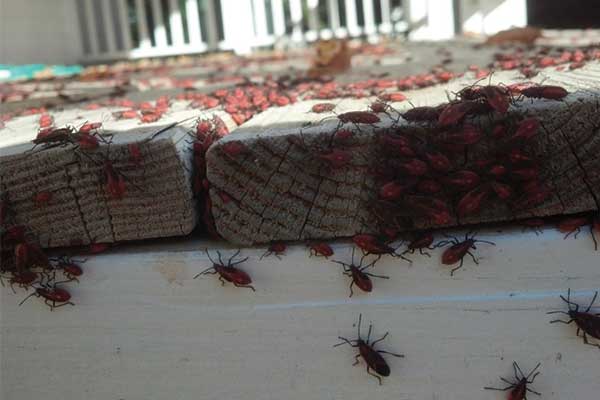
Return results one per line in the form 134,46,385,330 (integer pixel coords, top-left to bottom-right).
207,63,600,245
0,104,234,247
1,227,599,399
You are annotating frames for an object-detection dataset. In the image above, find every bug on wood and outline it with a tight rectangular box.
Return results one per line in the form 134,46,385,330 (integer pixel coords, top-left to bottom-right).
52,256,85,282
511,117,540,142
519,85,568,100
308,242,334,258
484,361,541,400
33,191,52,207
104,162,126,200
331,248,388,297
334,314,404,385
435,232,495,275
128,143,143,165
311,103,336,113
261,241,286,260
7,270,38,293
457,186,491,218
556,216,589,239
403,231,435,257
19,284,74,310
336,111,381,125
194,249,255,291
401,105,442,122
548,289,600,349
352,234,411,263
32,127,74,147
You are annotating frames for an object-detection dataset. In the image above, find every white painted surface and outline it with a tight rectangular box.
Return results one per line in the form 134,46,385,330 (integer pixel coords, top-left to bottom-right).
2,227,599,399
0,0,82,64
462,0,527,35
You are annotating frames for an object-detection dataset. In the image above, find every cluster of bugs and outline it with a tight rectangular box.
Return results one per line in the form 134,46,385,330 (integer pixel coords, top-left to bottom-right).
368,81,568,244
0,221,84,310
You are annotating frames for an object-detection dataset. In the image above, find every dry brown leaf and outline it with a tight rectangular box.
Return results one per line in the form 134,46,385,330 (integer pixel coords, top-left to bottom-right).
307,39,352,78
485,26,542,45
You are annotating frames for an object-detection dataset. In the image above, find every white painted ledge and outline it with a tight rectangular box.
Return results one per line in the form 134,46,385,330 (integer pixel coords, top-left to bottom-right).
1,226,599,399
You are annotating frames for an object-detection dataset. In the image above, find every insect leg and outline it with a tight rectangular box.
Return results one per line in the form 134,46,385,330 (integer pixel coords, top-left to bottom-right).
419,248,431,257
352,354,361,366
367,323,373,343
450,258,464,276
526,387,542,396
466,250,479,264
52,301,75,308
548,318,574,324
582,333,600,349
193,266,216,279
9,282,16,294
18,291,38,306
526,363,541,380
218,276,226,286
234,283,256,292
364,272,390,280
348,280,355,298
513,362,525,380
366,366,383,385
230,256,249,267
499,377,514,386
377,350,405,358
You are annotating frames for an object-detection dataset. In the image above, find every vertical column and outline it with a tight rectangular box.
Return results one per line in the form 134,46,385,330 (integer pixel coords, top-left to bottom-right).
344,0,360,37
289,0,304,42
150,0,168,47
134,0,152,48
185,0,203,46
83,0,99,54
116,0,133,50
100,0,117,52
271,0,286,37
220,0,255,53
205,0,220,49
379,0,392,33
168,0,185,46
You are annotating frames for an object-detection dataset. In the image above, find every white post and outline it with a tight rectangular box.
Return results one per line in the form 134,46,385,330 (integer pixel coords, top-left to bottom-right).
100,0,117,53
306,0,320,41
185,0,203,46
252,0,269,40
326,0,341,35
289,0,304,42
362,0,377,38
344,0,361,37
271,0,286,37
220,0,255,53
116,0,133,50
150,0,168,47
168,0,185,46
379,0,392,33
134,0,152,49
409,0,455,40
205,0,220,49
83,0,99,54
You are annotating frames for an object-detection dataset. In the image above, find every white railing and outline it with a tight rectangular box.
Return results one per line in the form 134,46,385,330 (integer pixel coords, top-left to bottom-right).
77,0,415,61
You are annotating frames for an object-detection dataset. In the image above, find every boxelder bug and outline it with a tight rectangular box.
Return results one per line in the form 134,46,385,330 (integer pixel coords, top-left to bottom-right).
331,247,388,297
435,232,495,275
307,242,334,258
334,314,404,385
19,284,75,310
484,361,541,400
352,234,411,263
403,231,435,257
547,289,600,349
194,249,255,291
261,241,286,259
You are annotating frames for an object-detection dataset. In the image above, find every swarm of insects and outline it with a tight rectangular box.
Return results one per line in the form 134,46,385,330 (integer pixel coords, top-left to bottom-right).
334,314,404,385
548,289,600,349
484,361,541,400
194,249,255,291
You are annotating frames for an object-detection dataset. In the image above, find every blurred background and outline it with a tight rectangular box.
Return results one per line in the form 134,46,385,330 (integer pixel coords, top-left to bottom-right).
1,0,598,66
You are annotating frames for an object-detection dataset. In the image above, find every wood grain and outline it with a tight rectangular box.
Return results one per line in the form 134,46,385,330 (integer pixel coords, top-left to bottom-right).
207,63,600,245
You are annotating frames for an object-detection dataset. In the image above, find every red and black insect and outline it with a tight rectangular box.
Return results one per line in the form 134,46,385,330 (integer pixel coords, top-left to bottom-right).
52,256,85,282
484,361,541,400
7,270,38,293
334,314,404,385
556,215,589,239
548,289,600,349
352,234,411,263
435,232,495,275
194,250,255,291
331,248,388,297
403,231,435,257
19,284,74,310
261,241,286,259
519,85,568,100
308,241,334,258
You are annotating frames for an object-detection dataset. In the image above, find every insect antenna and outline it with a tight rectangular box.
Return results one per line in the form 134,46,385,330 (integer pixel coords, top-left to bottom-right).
585,291,598,313
333,336,357,347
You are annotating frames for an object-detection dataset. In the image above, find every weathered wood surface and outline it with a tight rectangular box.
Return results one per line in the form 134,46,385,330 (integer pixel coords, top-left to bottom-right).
207,63,600,245
0,105,233,247
1,227,599,399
